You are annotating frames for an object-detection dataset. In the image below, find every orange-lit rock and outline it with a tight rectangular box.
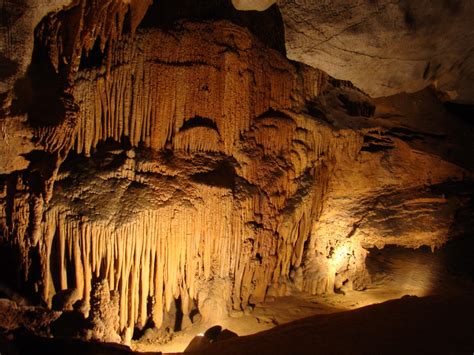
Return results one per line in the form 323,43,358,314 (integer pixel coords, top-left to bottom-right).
0,1,472,345
35,21,374,332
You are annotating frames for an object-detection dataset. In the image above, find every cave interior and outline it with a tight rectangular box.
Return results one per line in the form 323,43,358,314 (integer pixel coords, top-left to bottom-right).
0,0,473,354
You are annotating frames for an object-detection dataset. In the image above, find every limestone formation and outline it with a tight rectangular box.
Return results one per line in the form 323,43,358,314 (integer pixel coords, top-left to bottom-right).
0,0,472,346
33,20,375,331
87,279,121,343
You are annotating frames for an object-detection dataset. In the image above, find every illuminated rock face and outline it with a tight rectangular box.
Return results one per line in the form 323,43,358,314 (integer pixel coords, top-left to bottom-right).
0,3,472,341
38,21,370,331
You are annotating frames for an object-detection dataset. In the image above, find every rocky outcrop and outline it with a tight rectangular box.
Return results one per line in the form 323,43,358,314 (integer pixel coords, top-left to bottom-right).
0,0,67,97
300,87,474,295
278,0,474,101
0,298,60,334
87,279,121,343
0,0,152,293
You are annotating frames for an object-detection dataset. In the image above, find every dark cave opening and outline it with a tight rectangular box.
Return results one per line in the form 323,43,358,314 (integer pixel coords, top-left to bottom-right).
190,159,236,189
79,38,107,71
180,116,219,133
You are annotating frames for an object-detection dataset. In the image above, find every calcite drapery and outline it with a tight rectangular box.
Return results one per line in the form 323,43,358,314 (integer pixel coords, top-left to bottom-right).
37,21,367,331
1,4,472,340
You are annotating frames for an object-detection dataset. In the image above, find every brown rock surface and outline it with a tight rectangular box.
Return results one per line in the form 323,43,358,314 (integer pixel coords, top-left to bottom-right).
36,20,371,332
0,0,472,346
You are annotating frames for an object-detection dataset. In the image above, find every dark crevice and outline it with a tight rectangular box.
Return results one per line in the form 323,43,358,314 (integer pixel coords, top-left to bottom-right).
132,316,155,340
180,116,219,133
387,126,446,142
307,103,333,125
338,93,375,117
49,228,61,296
0,239,22,295
150,58,216,69
79,38,106,70
204,325,222,341
247,221,265,230
403,7,416,31
0,54,19,81
174,296,184,332
9,15,68,123
191,160,236,189
444,101,474,124
361,145,394,153
361,134,394,152
256,108,294,121
423,61,430,80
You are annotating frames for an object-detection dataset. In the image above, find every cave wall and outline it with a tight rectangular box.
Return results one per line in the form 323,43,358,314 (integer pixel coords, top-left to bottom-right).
0,0,473,341
34,20,370,331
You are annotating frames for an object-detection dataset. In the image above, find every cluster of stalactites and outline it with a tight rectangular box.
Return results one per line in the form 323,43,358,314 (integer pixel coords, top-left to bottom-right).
41,188,236,331
21,17,368,333
72,22,329,156
37,115,363,331
36,0,152,79
0,0,153,284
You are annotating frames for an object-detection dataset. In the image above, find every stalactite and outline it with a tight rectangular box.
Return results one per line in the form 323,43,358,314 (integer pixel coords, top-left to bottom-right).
72,21,332,156
36,96,366,331
0,16,388,336
34,0,152,81
0,0,152,296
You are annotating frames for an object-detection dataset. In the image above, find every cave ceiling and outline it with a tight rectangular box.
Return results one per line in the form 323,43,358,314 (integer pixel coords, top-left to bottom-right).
237,0,474,101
